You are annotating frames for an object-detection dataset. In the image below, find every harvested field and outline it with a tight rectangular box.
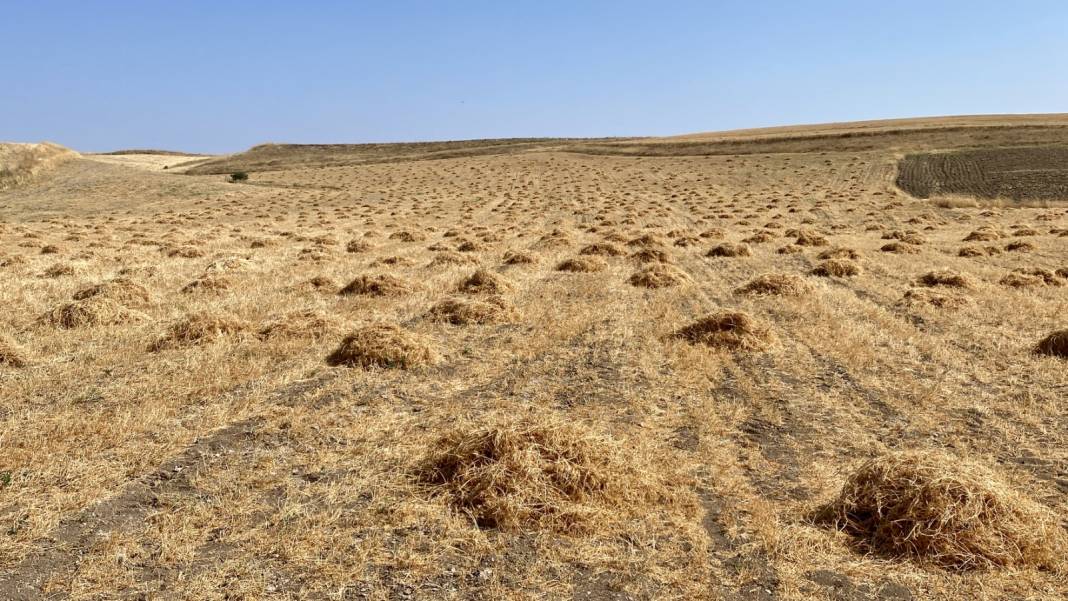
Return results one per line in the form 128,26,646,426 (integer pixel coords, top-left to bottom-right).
1,115,1066,600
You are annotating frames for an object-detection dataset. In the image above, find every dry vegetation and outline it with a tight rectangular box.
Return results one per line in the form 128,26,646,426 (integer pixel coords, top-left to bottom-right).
0,116,1066,600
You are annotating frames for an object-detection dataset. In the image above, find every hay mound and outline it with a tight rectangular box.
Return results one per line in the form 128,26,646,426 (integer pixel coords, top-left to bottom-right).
181,274,233,294
964,229,1002,242
1010,268,1062,286
346,239,374,253
706,243,752,258
425,296,517,325
417,415,674,531
0,335,28,368
673,236,702,247
579,242,625,257
166,245,204,259
812,259,861,278
428,251,477,267
742,231,775,244
794,230,830,247
673,311,775,351
900,289,971,310
999,273,1044,288
628,264,691,289
204,256,250,273
627,234,665,248
881,242,920,254
339,274,415,297
46,297,143,329
1005,241,1035,253
389,230,427,242
42,262,76,278
777,244,804,255
502,249,538,265
630,247,674,264
1034,330,1068,359
302,275,337,292
918,270,975,289
326,324,438,368
72,278,151,306
817,247,860,260
458,269,513,294
822,451,1067,570
556,257,607,273
258,310,342,341
735,273,813,296
151,313,249,350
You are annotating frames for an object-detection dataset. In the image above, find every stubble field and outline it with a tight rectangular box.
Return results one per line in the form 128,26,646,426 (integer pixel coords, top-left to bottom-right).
1,117,1067,600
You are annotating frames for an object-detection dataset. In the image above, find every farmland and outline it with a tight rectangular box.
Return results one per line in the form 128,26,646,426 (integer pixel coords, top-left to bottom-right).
0,116,1067,600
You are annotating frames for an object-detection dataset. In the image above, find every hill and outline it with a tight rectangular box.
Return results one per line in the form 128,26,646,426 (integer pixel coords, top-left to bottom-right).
0,142,79,190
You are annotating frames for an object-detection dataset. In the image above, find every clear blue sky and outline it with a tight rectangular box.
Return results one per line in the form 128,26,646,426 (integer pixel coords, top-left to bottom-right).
3,1,1066,153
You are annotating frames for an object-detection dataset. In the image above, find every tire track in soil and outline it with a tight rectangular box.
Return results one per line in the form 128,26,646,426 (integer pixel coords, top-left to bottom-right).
0,373,338,601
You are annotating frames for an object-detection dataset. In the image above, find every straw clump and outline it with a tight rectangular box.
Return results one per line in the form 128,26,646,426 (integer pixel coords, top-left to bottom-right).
735,273,814,296
426,296,518,325
822,451,1067,571
339,274,416,297
556,257,607,273
629,264,691,289
46,297,144,329
458,268,513,294
812,259,861,278
1034,330,1068,359
0,334,28,368
326,323,438,368
151,313,249,350
673,311,775,351
416,414,682,532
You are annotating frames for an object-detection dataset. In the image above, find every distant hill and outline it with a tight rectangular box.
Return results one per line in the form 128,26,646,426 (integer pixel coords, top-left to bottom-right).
184,114,1068,175
0,142,79,190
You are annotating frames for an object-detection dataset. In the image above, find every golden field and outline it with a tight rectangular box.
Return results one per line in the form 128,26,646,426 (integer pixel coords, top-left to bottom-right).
0,116,1066,600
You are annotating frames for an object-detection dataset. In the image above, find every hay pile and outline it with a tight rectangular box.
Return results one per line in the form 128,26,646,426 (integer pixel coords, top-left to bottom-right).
1034,330,1068,359
416,415,680,531
326,324,438,368
502,249,538,265
458,269,513,294
673,311,775,351
257,310,342,341
1005,241,1035,253
389,230,427,242
899,289,971,310
918,270,975,289
181,274,233,294
630,247,674,264
426,296,517,325
150,313,249,351
812,259,861,278
628,264,691,289
0,334,28,368
45,297,143,329
72,278,151,306
428,251,477,267
339,274,416,297
556,257,607,273
881,242,920,254
817,248,858,262
346,239,374,253
822,451,1067,571
580,242,626,257
706,243,752,258
793,230,829,247
735,273,814,296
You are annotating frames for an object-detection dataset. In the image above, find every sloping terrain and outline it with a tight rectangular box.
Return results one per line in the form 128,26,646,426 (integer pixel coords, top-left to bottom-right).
0,116,1066,600
0,143,79,190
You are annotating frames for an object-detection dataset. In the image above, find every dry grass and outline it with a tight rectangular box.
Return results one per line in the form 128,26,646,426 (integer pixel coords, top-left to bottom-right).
1,118,1066,600
812,258,861,277
821,451,1068,571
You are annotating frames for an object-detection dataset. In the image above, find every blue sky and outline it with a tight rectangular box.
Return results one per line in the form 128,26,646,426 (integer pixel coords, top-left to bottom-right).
3,1,1066,153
